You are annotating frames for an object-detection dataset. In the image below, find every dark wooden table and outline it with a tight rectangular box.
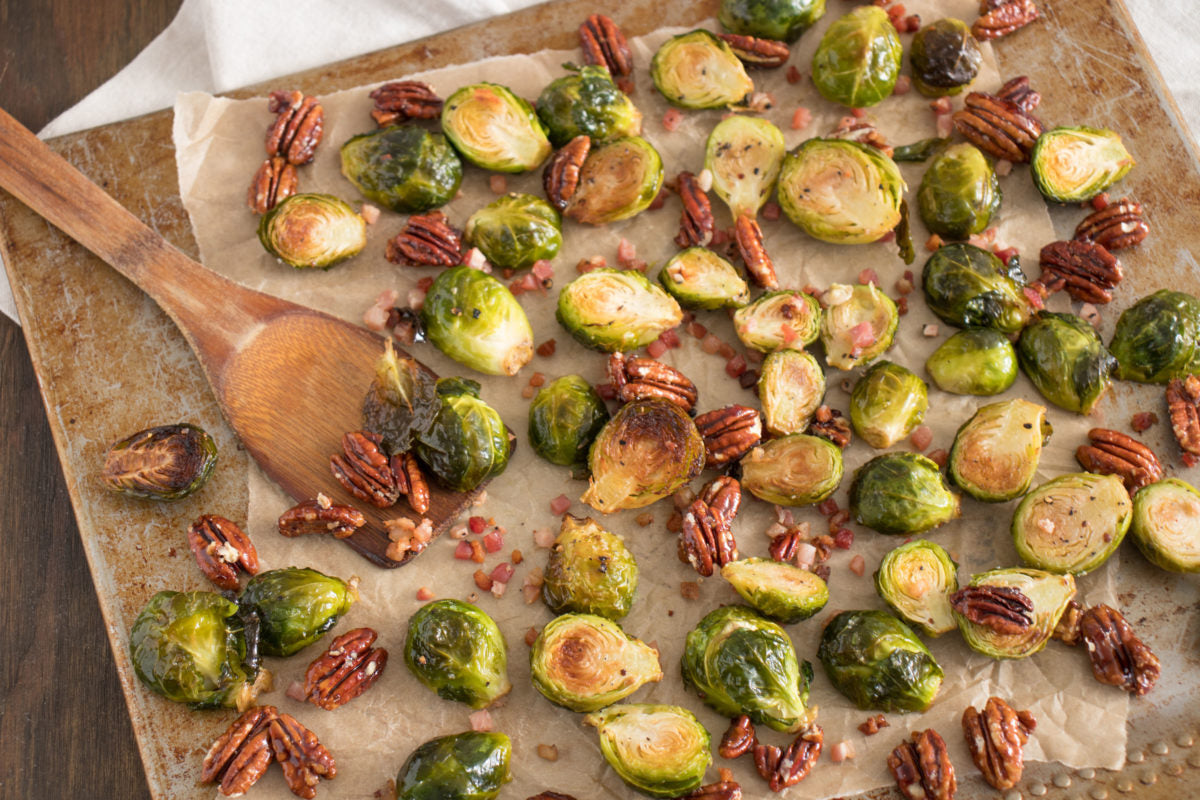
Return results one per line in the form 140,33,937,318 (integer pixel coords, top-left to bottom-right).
0,3,180,798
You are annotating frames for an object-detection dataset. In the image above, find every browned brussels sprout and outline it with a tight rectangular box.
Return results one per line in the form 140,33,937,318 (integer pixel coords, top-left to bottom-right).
909,19,982,97
421,265,534,377
705,116,786,219
415,377,512,492
528,376,610,468
101,423,218,500
563,137,665,225
240,567,357,657
1109,289,1200,383
258,193,366,268
361,340,440,455
1031,126,1134,203
925,327,1018,396
719,0,826,42
530,613,662,712
651,30,754,109
404,599,511,709
441,83,551,173
585,704,711,798
535,65,642,147
922,242,1034,334
463,193,561,270
917,143,1000,240
340,126,463,213
542,515,638,619
850,452,960,535
740,433,843,506
658,247,750,310
849,361,928,449
557,268,682,353
817,610,943,712
819,283,899,370
759,349,825,435
1017,312,1117,414
1012,473,1131,574
875,540,959,637
721,558,829,623
948,398,1049,502
394,731,511,800
1131,478,1200,573
733,290,821,352
811,6,902,107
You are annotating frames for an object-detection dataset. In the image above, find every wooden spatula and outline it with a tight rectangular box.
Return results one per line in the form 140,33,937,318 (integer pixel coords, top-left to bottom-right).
0,106,478,568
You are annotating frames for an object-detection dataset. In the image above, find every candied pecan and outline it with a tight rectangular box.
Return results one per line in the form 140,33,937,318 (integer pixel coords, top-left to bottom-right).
188,514,259,591
1076,427,1163,492
680,476,741,577
1167,375,1200,467
1079,603,1160,696
949,585,1033,635
330,431,400,508
754,724,823,791
678,778,743,800
266,90,324,166
718,33,790,69
808,405,852,448
859,714,889,736
1051,599,1084,646
303,627,388,710
962,697,1036,790
608,353,699,411
888,729,956,800
543,135,590,211
695,405,763,468
247,157,298,214
719,715,757,759
384,516,434,562
385,211,464,267
973,0,1039,40
735,214,778,289
1037,239,1123,304
278,497,366,539
768,528,803,564
202,706,278,796
579,14,634,92
1075,197,1148,251
675,171,715,247
369,80,443,127
953,91,1043,163
829,118,892,157
996,75,1040,112
392,451,431,515
269,712,337,799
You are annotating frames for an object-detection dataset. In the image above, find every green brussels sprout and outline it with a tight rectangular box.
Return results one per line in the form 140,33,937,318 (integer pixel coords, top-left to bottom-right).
361,341,440,455
582,398,705,512
1017,312,1117,415
892,137,950,163
563,137,665,225
850,452,960,535
740,433,844,507
777,139,906,244
917,143,1000,239
1130,478,1200,573
948,398,1050,502
922,242,1034,334
850,361,928,449
721,558,830,623
441,83,551,173
340,125,463,213
394,731,512,800
650,30,754,109
421,265,534,376
530,613,662,712
759,349,825,435
101,423,218,500
404,599,511,709
811,6,902,107
909,19,982,97
1012,473,1131,574
257,193,366,269
925,327,1019,396
415,377,512,492
817,610,944,712
954,567,1076,659
719,0,826,42
875,540,959,637
463,193,562,270
705,116,786,219
557,268,683,353
819,283,899,370
1109,289,1200,383
1031,126,1135,203
585,704,711,798
542,515,639,619
732,290,822,353
129,590,258,709
528,375,610,468
658,248,750,310
536,65,643,147
239,568,356,658
682,605,815,732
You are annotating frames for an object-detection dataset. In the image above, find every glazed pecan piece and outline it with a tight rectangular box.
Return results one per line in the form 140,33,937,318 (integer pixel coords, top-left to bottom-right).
719,715,757,759
754,724,823,791
829,117,892,157
202,705,279,797
1051,599,1084,646
678,774,742,800
973,0,1039,40
949,585,1033,635
303,627,388,710
385,210,464,267
1037,239,1123,304
859,714,889,736
953,91,1043,163
680,476,742,577
330,430,400,508
369,80,443,127
1167,375,1200,467
807,405,852,449
608,352,699,411
1079,603,1160,696
266,90,324,166
247,156,299,214
269,712,337,799
735,214,778,289
579,14,634,92
543,135,591,211
188,514,260,591
888,729,956,800
391,451,431,515
383,515,434,562
718,33,790,69
1076,428,1163,492
695,405,763,468
675,171,715,248
278,495,366,539
1075,197,1148,251
996,75,1040,112
962,697,1036,790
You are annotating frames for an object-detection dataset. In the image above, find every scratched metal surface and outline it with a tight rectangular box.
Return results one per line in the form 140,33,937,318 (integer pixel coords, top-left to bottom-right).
0,0,1198,797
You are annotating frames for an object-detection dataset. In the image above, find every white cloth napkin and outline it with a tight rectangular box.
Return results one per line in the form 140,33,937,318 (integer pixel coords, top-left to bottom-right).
2,0,1198,324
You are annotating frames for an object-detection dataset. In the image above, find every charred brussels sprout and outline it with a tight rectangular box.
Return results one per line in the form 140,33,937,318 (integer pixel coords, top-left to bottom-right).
733,290,821,353
542,515,638,620
817,610,943,712
404,599,511,709
721,558,830,624
759,349,825,435
362,341,440,455
917,143,1000,239
1131,478,1200,573
239,568,356,658
682,605,815,732
741,433,844,507
582,398,704,512
394,731,511,800
463,193,561,270
850,361,928,449
257,193,366,269
1109,289,1200,383
811,6,902,107
955,568,1076,659
658,248,750,310
530,613,662,712
585,704,711,798
719,0,826,42
909,19,982,97
819,283,899,370
441,83,551,173
564,136,665,225
922,242,1034,334
557,268,682,353
1031,126,1135,203
421,265,534,376
650,30,754,109
528,376,610,468
1013,473,1131,574
1017,312,1116,414
850,452,960,535
415,377,511,492
536,65,642,147
875,541,959,637
925,327,1018,396
705,116,786,219
101,423,217,500
340,126,462,212
949,399,1049,502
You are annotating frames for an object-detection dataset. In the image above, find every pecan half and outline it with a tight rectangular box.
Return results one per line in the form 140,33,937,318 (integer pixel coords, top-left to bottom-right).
735,214,778,289
247,157,299,214
330,431,400,508
385,210,464,267
719,715,757,759
973,0,1039,40
950,585,1033,635
888,729,957,800
202,706,279,797
391,451,431,515
269,712,337,799
1076,427,1163,492
188,514,259,591
695,405,763,469
678,777,742,800
681,476,741,577
953,91,1043,163
1075,197,1148,251
768,527,803,564
807,405,852,448
579,14,634,93
543,135,591,211
369,80,443,127
754,724,823,791
962,697,1036,790
303,627,388,710
996,75,1040,112
718,33,790,69
608,353,699,411
266,90,324,166
278,496,366,539
1037,239,1123,304
675,171,715,247
1167,375,1200,467
1079,603,1161,696
1052,599,1084,646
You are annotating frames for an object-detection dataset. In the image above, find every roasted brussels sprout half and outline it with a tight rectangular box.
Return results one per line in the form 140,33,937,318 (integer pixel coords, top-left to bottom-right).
948,399,1050,502
732,290,821,353
817,610,943,712
101,423,217,500
719,0,826,42
585,704,711,798
682,605,815,732
530,613,662,712
340,125,463,212
875,540,959,637
1012,473,1131,574
564,136,665,225
955,567,1076,659
811,6,902,107
421,265,534,376
257,193,366,269
415,377,512,492
361,341,440,455
705,116,786,219
759,349,825,435
129,590,258,709
819,283,899,370
850,361,928,449
925,327,1019,396
777,139,906,244
582,398,705,512
463,193,562,270
528,375,610,468
650,30,754,109
658,248,750,310
557,268,682,353
542,515,639,620
922,242,1034,334
850,452,960,535
740,433,843,507
441,83,551,173
536,65,643,147
721,558,830,624
1017,312,1117,415
1109,289,1200,383
917,143,1000,239
239,567,355,657
394,731,512,800
909,19,982,97
404,599,511,709
1131,478,1200,573
1031,126,1135,203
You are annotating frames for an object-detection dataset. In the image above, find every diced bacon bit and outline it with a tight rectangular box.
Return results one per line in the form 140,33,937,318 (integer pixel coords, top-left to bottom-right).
454,541,474,560
849,322,877,354
993,246,1019,266
363,300,394,332
416,586,435,601
696,169,714,193
416,275,435,292
739,369,760,389
775,505,795,526
859,714,889,735
521,385,536,399
491,562,515,584
674,487,698,510
662,108,684,132
550,494,572,515
761,201,782,222
717,342,737,360
636,511,655,527
818,498,840,516
969,228,998,249
474,569,494,591
596,382,617,400
473,490,488,506
483,530,505,553
660,328,682,349
680,581,701,600
910,425,933,452
1023,286,1046,310
831,740,856,762
531,258,554,283
502,268,515,280
791,106,813,131
360,203,382,225
902,14,920,32
406,288,426,313
927,448,950,467
470,540,486,563
894,277,914,295
765,521,788,539
524,627,540,646
465,247,489,270
711,227,731,246
1080,303,1102,328
745,348,764,364
701,333,723,355
577,255,607,273
814,564,831,581
795,542,818,571
879,230,896,243
537,743,560,762
511,549,523,565
828,509,851,532
858,268,880,286
286,680,308,703
896,296,909,316
509,271,543,296
1091,192,1111,211
833,528,855,549
489,174,508,195
922,323,939,337
781,324,799,346
925,233,945,252
726,353,748,378
681,310,695,324
894,75,912,95
646,339,668,359
532,527,555,548
1131,412,1159,433
666,511,684,533
617,238,638,267
649,188,670,210
935,112,955,138
469,709,495,732
786,65,802,84
930,97,953,114
536,339,557,357
468,516,488,534
995,158,1014,177
850,107,868,119
530,372,547,388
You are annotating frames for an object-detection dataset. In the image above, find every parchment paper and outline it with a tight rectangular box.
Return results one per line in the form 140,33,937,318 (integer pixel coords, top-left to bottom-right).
173,4,1128,797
